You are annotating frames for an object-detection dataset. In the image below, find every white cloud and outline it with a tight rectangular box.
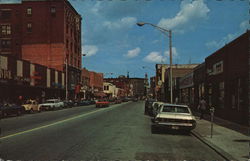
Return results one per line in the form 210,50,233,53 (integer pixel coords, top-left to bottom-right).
206,33,237,49
82,45,99,57
103,17,137,30
206,19,249,49
158,0,209,33
164,47,178,58
144,52,166,63
240,20,250,31
125,47,141,58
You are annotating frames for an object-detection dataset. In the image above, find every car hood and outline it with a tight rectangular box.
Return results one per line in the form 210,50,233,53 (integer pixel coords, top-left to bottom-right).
39,103,54,106
22,104,31,107
157,113,195,120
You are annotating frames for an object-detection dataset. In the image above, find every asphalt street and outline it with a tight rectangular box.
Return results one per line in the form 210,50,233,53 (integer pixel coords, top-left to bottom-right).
0,101,225,160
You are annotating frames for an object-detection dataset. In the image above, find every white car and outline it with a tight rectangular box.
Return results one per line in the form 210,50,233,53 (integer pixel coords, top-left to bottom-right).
39,99,64,111
151,103,196,133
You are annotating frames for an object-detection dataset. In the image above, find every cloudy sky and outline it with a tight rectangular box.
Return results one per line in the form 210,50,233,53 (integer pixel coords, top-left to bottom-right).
2,0,249,78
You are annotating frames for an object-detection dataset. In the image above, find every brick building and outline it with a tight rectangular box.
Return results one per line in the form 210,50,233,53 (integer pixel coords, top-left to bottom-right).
205,30,249,125
193,63,206,109
0,0,82,99
89,71,104,98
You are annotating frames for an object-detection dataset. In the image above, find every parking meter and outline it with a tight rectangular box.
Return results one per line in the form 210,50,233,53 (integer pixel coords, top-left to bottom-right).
210,107,215,138
210,107,215,114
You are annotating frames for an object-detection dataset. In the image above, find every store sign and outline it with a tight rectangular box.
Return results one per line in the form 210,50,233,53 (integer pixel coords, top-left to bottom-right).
14,76,31,84
0,69,12,79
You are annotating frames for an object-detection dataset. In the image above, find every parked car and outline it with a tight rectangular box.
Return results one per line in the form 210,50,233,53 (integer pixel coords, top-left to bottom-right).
151,103,196,133
115,99,122,104
39,99,64,111
145,99,156,116
22,100,40,113
132,97,138,102
63,100,74,108
152,101,164,117
0,103,25,118
77,100,91,106
96,99,110,108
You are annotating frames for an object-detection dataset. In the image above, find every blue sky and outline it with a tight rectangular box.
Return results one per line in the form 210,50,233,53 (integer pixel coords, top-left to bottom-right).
2,0,249,78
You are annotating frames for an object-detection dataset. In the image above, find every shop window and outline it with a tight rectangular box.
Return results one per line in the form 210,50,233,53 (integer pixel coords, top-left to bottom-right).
27,7,32,16
27,23,32,32
1,24,11,36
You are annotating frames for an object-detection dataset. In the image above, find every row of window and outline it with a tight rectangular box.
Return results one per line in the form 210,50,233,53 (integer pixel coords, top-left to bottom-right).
0,7,56,20
0,39,11,49
26,7,56,16
0,23,32,35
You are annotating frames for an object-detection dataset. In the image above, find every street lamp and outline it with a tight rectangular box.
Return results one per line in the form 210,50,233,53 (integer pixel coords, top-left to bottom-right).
137,22,173,103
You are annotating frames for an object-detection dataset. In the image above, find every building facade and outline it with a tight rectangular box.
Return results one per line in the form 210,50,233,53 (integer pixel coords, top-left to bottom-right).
0,0,82,99
179,71,194,106
163,64,198,102
89,71,104,98
205,30,249,125
0,54,65,103
193,63,206,109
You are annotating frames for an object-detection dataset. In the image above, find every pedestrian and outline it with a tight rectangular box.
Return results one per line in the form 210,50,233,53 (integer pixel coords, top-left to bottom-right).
198,97,207,119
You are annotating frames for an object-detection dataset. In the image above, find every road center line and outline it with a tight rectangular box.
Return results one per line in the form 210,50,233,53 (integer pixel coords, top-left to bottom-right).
0,105,118,140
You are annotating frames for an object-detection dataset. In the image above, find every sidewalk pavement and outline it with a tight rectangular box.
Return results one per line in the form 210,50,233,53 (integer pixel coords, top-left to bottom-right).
192,113,250,161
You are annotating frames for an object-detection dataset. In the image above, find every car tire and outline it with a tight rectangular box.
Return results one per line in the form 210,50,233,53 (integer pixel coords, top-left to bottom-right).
30,108,34,114
16,110,22,116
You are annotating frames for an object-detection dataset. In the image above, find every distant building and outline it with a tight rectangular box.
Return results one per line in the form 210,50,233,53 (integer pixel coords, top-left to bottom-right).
104,77,146,98
150,76,156,98
157,64,198,102
80,68,90,99
89,71,104,98
0,0,82,99
103,82,116,98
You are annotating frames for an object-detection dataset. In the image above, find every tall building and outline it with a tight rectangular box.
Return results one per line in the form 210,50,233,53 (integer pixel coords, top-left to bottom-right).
0,0,82,99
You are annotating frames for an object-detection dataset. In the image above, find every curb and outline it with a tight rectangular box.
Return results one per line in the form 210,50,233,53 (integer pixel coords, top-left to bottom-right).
191,130,237,161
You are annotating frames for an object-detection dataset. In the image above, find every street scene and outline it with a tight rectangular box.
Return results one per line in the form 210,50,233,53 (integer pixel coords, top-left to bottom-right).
0,0,249,160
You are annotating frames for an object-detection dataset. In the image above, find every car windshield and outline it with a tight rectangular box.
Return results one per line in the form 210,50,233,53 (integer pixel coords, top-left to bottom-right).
45,101,55,103
162,106,190,114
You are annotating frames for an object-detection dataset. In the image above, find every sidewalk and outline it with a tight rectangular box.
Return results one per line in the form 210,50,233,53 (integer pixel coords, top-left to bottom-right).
192,113,250,161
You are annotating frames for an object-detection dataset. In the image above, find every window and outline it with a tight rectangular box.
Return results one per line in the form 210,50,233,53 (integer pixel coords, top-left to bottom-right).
1,10,11,19
27,23,32,32
213,61,223,75
27,8,32,16
1,39,11,49
66,39,69,48
1,25,11,36
51,7,56,16
219,82,224,108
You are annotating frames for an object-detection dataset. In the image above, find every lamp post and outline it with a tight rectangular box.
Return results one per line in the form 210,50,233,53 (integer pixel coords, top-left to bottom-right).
137,22,173,103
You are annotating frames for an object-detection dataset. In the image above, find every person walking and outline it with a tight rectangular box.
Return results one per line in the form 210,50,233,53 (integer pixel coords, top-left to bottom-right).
198,97,207,119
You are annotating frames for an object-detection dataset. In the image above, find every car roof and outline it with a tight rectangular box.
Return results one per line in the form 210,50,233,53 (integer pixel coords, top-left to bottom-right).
161,103,189,108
